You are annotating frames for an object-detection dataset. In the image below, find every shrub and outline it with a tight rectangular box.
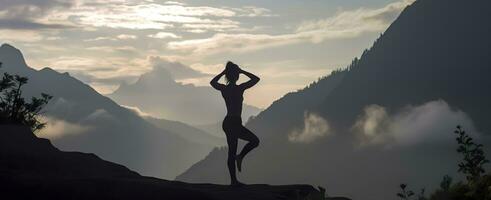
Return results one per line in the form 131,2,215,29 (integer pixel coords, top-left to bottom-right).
0,62,52,131
397,184,415,200
400,126,491,200
455,125,489,182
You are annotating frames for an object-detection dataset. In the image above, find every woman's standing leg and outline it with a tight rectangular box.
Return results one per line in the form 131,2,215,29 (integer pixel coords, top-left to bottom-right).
225,134,239,184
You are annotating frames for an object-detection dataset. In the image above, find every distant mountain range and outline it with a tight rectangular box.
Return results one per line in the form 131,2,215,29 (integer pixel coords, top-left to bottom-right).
108,65,262,126
145,116,225,147
177,0,491,199
0,44,218,179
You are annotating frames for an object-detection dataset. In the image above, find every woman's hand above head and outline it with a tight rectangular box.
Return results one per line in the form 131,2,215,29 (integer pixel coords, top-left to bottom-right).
238,67,260,90
210,69,227,91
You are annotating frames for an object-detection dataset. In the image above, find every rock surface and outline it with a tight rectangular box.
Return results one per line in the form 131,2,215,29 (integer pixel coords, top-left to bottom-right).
0,125,328,200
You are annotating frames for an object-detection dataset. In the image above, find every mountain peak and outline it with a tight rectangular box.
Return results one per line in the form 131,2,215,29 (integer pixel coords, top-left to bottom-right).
111,66,177,97
0,43,29,72
1,43,17,50
133,66,177,86
1,43,24,59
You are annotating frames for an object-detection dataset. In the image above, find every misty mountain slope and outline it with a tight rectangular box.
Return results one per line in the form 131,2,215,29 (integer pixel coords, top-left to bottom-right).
145,116,226,147
194,122,226,138
0,43,213,179
177,0,491,199
0,125,328,200
316,0,491,132
108,66,262,126
0,125,140,179
247,68,348,141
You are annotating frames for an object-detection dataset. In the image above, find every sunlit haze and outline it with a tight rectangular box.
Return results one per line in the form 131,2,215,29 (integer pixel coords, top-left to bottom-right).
1,0,413,108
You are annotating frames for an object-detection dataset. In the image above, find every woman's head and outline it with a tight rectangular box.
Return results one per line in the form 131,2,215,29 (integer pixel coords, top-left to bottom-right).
225,61,239,84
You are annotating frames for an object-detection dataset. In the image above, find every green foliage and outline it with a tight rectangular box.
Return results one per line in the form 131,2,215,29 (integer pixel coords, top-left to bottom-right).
397,184,428,200
417,188,428,200
429,175,491,200
397,184,415,200
449,126,491,199
440,175,452,192
400,126,491,200
455,125,489,182
0,62,52,131
429,180,471,200
347,57,360,71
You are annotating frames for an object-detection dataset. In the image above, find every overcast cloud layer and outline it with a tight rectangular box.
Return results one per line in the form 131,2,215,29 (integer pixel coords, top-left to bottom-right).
0,0,413,108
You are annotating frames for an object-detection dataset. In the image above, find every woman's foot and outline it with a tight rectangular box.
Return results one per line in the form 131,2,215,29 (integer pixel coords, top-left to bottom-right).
236,155,243,172
230,180,245,187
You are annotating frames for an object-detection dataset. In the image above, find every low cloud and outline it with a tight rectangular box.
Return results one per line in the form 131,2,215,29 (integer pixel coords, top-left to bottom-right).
83,109,116,122
352,105,393,146
83,35,137,41
121,105,152,117
180,19,240,32
0,19,72,30
352,100,479,147
164,1,186,6
116,34,137,40
0,0,73,30
0,29,44,42
86,46,139,55
148,32,181,39
232,6,276,17
0,0,72,19
37,116,91,139
83,37,114,42
289,112,331,143
68,70,137,86
189,63,223,74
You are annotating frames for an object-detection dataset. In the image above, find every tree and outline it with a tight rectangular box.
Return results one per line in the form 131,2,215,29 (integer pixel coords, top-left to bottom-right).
440,175,452,192
455,125,489,182
0,62,52,131
417,188,427,200
401,127,490,200
397,184,415,200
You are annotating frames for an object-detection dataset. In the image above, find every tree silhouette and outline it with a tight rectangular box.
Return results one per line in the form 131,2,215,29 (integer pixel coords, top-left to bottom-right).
455,125,489,182
439,175,452,192
417,188,427,200
0,62,52,131
397,184,415,200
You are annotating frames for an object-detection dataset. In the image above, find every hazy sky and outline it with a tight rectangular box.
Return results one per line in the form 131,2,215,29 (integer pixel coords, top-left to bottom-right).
0,0,413,108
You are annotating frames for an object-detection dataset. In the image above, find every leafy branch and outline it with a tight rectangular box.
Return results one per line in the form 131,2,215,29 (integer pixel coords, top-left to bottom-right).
455,125,489,182
0,62,52,131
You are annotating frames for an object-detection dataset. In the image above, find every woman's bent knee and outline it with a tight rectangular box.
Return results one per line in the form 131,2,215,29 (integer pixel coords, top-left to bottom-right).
251,137,260,147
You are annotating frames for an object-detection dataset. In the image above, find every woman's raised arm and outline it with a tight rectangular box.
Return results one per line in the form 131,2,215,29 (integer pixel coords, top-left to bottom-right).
210,70,226,90
239,68,260,89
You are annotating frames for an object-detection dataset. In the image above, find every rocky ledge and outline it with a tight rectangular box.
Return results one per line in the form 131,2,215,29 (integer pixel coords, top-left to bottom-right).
1,125,350,200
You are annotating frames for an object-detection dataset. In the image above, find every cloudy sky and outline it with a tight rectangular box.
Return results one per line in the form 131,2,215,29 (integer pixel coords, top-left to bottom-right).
0,0,413,108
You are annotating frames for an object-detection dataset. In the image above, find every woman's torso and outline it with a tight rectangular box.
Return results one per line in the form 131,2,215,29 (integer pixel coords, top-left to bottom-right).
221,85,244,117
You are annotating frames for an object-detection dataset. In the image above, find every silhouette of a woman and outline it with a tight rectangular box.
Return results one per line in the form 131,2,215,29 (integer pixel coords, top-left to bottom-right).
210,61,260,186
